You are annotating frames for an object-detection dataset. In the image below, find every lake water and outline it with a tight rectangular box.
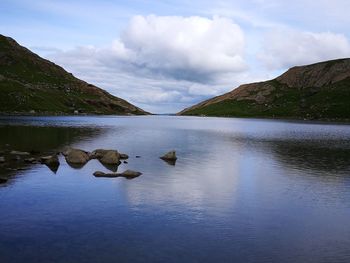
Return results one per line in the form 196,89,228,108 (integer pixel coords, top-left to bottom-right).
0,116,350,263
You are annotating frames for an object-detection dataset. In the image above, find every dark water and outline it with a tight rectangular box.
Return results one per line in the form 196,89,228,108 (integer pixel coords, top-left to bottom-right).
0,116,350,263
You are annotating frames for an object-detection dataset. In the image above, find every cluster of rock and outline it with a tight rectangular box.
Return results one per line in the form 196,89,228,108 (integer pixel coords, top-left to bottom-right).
0,147,178,183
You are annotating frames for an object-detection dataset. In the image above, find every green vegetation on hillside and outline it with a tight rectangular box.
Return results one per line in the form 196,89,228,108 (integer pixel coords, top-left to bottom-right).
0,35,147,115
181,59,350,121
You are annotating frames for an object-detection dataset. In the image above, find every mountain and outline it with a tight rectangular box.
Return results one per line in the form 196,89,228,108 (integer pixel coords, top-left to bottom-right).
179,59,350,120
0,34,148,115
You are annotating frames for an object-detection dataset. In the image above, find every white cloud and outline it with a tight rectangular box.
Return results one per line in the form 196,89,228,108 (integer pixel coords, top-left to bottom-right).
119,15,246,81
49,15,248,113
258,29,350,69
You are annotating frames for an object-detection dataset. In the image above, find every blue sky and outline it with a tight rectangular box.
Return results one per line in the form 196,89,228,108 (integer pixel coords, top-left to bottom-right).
1,0,350,113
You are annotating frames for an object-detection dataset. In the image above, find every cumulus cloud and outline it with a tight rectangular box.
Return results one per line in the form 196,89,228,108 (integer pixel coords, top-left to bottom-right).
119,15,246,82
258,29,350,69
49,15,248,112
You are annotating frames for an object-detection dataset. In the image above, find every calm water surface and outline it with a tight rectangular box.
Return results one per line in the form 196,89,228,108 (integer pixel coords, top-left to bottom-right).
0,116,350,263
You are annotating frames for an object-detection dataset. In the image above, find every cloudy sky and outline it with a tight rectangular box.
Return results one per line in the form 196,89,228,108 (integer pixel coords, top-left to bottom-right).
1,0,350,113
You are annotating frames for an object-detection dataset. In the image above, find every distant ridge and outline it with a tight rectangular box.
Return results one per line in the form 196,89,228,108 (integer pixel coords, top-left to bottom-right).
178,58,350,120
0,34,148,115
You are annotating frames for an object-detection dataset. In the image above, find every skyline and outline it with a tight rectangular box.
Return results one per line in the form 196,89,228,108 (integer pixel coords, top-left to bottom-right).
1,0,350,113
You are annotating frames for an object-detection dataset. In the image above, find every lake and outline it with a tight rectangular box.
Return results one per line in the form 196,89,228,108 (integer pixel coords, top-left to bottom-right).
0,116,350,263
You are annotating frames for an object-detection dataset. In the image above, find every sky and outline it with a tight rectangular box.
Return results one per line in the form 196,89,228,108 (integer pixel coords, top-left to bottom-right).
1,0,350,113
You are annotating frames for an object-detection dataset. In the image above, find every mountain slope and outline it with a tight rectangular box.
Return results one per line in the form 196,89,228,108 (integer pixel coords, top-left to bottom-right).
179,59,350,120
0,34,148,115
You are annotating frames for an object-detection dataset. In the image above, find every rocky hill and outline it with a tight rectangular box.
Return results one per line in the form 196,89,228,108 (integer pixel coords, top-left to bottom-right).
178,59,350,120
0,34,148,115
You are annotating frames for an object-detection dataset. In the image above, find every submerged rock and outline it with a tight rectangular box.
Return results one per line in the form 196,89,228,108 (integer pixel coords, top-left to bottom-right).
12,155,21,161
25,157,37,163
63,148,90,165
160,151,177,161
10,150,30,156
0,176,8,184
29,150,41,155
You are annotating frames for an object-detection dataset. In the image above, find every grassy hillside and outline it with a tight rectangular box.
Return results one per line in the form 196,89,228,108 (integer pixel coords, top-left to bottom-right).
0,35,148,115
179,59,350,120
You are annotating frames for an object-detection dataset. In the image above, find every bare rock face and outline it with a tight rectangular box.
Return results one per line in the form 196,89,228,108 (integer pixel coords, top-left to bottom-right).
91,149,121,165
63,148,90,165
160,151,177,161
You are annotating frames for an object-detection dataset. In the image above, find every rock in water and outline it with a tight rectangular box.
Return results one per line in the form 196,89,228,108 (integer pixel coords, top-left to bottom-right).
93,169,142,179
160,151,177,161
93,171,109,177
119,153,129,159
93,171,119,178
63,148,90,165
120,170,142,179
100,151,120,165
91,149,120,165
41,154,60,173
